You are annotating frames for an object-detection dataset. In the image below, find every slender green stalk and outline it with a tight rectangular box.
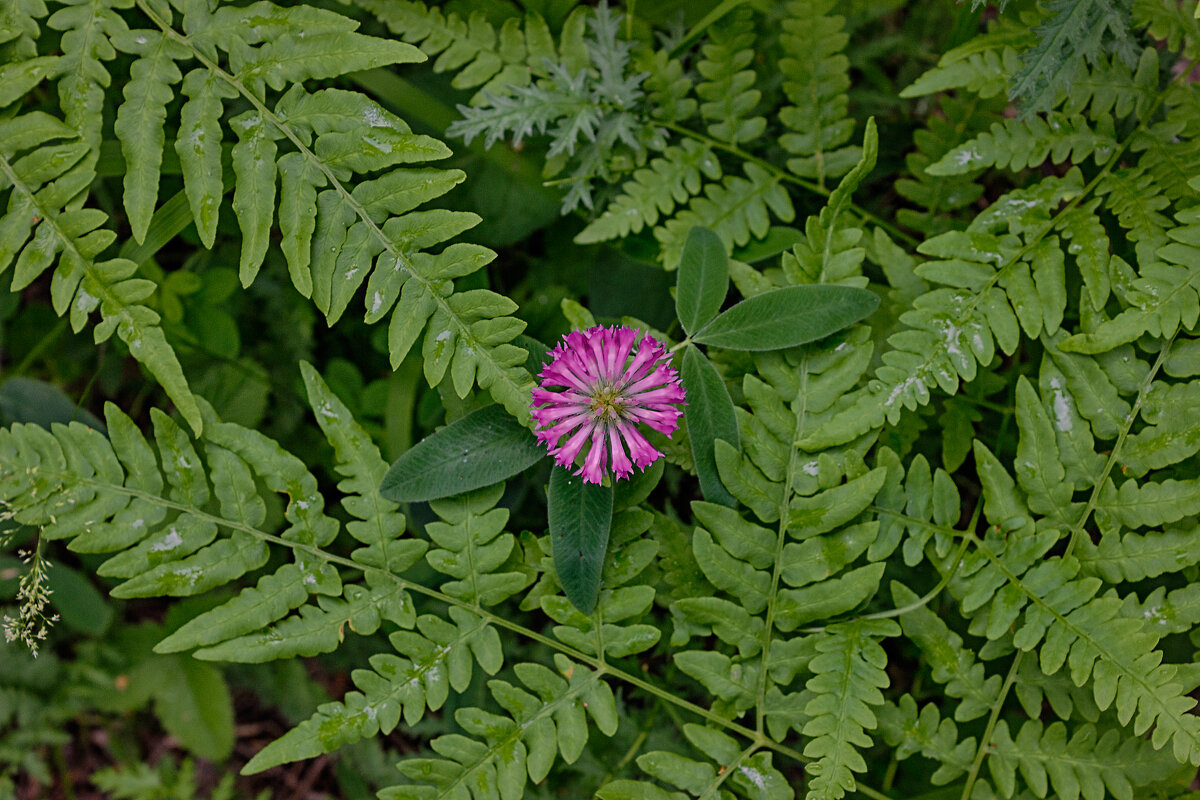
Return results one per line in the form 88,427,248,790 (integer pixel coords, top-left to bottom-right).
959,651,1022,800
10,317,69,377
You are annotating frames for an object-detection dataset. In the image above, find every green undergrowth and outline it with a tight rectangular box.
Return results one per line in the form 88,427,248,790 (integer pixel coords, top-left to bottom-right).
2,0,1200,798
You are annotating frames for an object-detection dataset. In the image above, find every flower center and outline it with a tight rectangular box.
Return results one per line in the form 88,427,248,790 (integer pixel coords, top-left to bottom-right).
590,386,625,420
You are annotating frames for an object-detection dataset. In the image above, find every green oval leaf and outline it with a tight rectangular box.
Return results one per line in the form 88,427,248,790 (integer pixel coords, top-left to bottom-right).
47,562,113,635
676,226,729,335
682,345,739,507
613,458,664,512
549,466,614,614
693,285,880,351
516,333,552,372
152,655,234,762
0,377,106,431
380,404,544,502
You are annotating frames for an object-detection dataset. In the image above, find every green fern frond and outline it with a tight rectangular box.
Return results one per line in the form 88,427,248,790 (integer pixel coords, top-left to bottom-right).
347,0,561,101
1061,200,1200,355
962,444,1200,766
1128,122,1200,206
671,185,895,757
244,606,503,774
638,48,698,125
629,726,790,799
696,9,765,147
1095,474,1200,531
805,172,1093,450
1077,526,1200,582
875,453,962,566
48,0,130,152
1120,584,1200,635
689,502,773,615
1133,0,1200,60
0,112,202,433
802,619,898,800
778,0,860,186
0,369,430,666
1059,47,1159,118
1115,379,1200,477
895,96,992,236
1014,377,1083,528
574,141,721,244
893,585,1001,722
672,595,765,657
1013,654,1103,723
1042,333,1134,441
900,36,1021,100
160,388,423,661
1058,203,1112,311
93,1,535,418
655,164,794,269
116,1,424,254
1037,355,1106,489
537,508,662,660
1010,0,1139,116
383,656,617,799
674,648,758,719
0,0,48,59
987,719,1187,800
0,403,303,601
425,483,529,607
1095,168,1171,266
300,362,407,571
715,327,875,524
877,695,974,785
927,112,1118,175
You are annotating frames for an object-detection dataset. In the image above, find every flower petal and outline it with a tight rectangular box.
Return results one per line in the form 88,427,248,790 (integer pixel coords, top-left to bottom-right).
552,422,594,466
615,420,663,468
579,427,608,483
608,425,633,479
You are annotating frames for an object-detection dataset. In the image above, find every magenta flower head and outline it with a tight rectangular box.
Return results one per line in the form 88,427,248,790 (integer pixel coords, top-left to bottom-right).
531,326,686,484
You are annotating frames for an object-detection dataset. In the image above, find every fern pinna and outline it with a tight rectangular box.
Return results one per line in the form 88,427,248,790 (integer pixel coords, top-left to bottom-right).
4,1,1200,799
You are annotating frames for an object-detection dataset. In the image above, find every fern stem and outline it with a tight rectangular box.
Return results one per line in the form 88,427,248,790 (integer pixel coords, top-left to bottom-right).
668,0,753,59
10,316,69,377
697,743,758,800
1060,332,1175,557
754,354,811,734
596,705,658,788
593,606,606,664
959,649,1023,800
658,121,919,247
799,525,974,633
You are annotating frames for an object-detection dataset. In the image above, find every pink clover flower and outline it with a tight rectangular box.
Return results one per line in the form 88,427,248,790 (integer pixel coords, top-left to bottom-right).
531,326,685,484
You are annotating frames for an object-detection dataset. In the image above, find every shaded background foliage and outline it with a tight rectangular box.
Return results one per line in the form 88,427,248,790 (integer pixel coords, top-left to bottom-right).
2,0,1200,799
